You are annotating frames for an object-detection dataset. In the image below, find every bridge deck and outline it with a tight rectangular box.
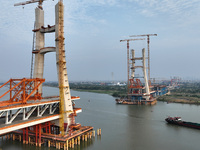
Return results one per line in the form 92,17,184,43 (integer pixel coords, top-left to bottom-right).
0,96,81,135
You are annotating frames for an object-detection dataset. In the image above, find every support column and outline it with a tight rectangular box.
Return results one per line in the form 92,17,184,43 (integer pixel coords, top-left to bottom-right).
75,138,77,145
26,127,29,144
23,128,25,144
48,140,51,147
19,135,21,142
38,124,41,147
78,136,80,145
33,7,45,94
93,130,95,137
35,125,38,146
13,134,15,141
66,140,69,150
82,135,84,141
72,138,74,148
142,48,150,100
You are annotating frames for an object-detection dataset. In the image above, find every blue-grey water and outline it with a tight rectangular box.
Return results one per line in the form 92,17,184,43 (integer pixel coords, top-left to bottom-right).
1,86,200,150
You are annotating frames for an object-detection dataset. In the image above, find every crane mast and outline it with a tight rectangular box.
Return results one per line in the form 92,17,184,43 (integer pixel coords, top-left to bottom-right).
120,38,145,98
129,34,157,84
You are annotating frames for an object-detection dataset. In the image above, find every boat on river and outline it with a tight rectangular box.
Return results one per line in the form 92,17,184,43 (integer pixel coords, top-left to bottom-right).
165,117,200,129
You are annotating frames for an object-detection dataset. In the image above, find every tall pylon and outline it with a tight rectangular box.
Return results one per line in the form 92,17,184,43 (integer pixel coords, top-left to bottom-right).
55,1,73,136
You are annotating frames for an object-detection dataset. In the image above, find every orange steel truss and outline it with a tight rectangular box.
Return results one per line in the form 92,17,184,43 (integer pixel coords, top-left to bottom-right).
0,78,45,107
129,79,143,89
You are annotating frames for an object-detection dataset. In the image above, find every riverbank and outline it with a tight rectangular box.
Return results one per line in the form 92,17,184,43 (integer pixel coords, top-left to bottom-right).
157,95,200,105
72,88,200,105
44,82,127,98
43,82,200,105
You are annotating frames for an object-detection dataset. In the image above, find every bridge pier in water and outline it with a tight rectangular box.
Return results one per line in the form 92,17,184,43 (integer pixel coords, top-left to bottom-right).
1,125,97,149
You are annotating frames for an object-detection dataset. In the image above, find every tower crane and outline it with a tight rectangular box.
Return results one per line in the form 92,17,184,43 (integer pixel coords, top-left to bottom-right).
129,34,157,84
120,38,145,97
14,0,45,7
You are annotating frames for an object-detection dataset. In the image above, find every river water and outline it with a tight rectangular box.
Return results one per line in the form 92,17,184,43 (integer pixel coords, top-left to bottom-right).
1,86,200,150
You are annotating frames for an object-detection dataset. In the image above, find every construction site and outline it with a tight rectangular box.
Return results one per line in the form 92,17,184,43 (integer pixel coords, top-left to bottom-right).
0,0,100,149
116,34,168,105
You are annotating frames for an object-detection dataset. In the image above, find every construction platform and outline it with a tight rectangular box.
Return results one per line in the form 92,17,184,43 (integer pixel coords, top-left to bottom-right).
0,96,81,135
1,125,98,149
0,95,98,149
116,98,157,105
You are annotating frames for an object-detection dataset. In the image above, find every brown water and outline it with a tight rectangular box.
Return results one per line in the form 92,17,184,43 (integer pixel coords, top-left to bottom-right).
1,86,200,150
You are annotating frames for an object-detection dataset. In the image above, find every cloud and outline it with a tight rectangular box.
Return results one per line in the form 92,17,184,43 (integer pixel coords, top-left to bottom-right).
130,0,200,19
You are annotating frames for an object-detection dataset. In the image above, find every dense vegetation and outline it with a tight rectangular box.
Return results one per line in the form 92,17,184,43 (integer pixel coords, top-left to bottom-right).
43,82,127,97
158,82,200,104
71,84,127,97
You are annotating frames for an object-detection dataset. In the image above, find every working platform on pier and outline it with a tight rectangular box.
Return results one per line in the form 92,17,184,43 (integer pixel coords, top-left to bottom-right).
0,96,81,135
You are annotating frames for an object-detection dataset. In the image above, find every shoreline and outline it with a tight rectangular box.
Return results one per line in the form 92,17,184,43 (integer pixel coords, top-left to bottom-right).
43,85,200,105
157,96,200,105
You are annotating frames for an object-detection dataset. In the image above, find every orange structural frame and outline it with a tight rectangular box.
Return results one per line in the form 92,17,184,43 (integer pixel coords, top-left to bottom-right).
129,78,143,89
0,78,45,107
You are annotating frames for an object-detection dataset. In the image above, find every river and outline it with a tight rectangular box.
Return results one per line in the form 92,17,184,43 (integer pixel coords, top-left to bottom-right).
1,86,200,150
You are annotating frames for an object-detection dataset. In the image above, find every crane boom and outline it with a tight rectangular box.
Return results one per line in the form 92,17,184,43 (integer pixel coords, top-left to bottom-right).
129,34,157,37
14,0,45,6
120,38,145,42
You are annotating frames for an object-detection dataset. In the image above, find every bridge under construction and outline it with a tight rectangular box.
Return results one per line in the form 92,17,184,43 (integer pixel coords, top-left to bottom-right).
0,0,98,149
116,35,167,105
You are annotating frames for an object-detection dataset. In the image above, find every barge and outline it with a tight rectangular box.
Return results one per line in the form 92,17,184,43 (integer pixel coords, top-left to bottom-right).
165,117,200,129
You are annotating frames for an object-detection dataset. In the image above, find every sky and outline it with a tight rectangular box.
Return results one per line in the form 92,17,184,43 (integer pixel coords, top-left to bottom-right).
0,0,200,82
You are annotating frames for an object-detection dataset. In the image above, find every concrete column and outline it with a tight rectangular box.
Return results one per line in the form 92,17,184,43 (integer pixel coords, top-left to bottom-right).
48,140,50,147
64,143,66,150
78,136,80,145
93,130,95,137
82,135,84,141
89,132,92,139
72,138,74,148
33,7,45,94
66,140,69,150
75,138,77,145
69,140,71,148
58,142,60,149
142,48,150,100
